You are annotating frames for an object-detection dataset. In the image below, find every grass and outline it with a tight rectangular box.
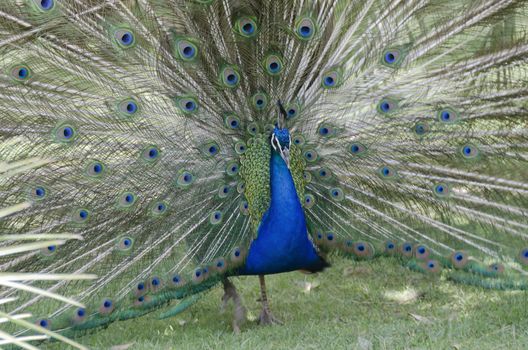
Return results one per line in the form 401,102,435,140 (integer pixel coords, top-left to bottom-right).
43,256,528,350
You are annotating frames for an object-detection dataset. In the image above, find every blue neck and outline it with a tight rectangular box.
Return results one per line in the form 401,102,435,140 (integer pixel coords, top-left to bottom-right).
239,150,327,275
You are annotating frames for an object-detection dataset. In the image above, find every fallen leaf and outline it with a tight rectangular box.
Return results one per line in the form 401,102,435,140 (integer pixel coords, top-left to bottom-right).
294,280,320,293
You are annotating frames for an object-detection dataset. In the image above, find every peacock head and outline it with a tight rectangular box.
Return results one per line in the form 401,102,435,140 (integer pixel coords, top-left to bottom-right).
271,126,291,168
271,100,292,167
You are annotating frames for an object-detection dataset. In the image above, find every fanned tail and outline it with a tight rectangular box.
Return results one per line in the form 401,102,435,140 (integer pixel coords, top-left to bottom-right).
0,0,526,341
299,0,528,289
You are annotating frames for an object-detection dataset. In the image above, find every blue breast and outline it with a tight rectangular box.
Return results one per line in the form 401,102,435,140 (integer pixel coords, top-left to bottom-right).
239,151,327,275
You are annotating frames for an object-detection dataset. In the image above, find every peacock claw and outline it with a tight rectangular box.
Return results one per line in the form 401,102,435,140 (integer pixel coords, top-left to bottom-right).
258,307,283,326
221,278,247,333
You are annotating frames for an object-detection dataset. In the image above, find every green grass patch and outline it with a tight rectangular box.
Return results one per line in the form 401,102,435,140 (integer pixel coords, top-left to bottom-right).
44,257,528,349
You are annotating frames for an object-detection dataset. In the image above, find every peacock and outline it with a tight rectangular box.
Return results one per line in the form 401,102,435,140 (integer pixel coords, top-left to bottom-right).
1,0,528,346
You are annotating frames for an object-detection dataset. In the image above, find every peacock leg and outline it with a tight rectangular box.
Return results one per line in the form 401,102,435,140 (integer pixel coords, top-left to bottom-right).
221,278,246,333
257,275,283,325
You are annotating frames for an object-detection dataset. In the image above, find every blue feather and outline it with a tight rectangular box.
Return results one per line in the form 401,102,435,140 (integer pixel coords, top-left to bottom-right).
239,149,327,275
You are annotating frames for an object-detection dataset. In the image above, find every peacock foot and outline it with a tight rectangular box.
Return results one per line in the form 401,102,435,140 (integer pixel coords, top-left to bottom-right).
258,307,283,326
221,278,247,333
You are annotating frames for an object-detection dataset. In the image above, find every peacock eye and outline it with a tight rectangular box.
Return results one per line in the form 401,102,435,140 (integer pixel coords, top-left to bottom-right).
385,52,396,63
460,144,479,159
37,319,51,329
295,17,316,40
438,107,459,123
251,93,268,110
303,149,318,162
236,17,258,38
54,123,77,143
151,201,168,216
118,192,137,208
400,242,413,257
35,0,55,11
349,142,366,156
210,210,223,225
292,134,305,146
114,29,136,48
116,236,134,251
378,166,397,179
385,241,396,253
34,186,47,199
176,39,198,61
73,208,91,223
321,69,342,89
85,160,105,178
263,55,283,75
177,96,198,113
225,114,240,129
382,49,402,66
226,161,239,176
220,66,240,88
118,98,140,117
378,98,397,114
413,122,430,136
329,187,344,201
171,274,184,287
304,194,315,208
11,65,32,81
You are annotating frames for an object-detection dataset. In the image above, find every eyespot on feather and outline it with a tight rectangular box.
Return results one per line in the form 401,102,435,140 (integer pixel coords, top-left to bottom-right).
400,242,413,257
141,145,161,162
72,208,91,224
450,251,469,268
437,107,459,123
115,236,134,252
353,242,374,258
304,194,315,208
213,257,228,273
210,210,223,225
329,187,344,201
53,123,77,143
150,201,168,216
518,248,528,265
175,169,195,188
235,17,258,38
117,191,137,209
294,17,317,40
285,103,300,119
263,54,284,76
251,93,268,111
175,96,199,114
224,114,241,129
99,299,114,315
113,28,136,48
230,247,246,265
175,38,199,61
85,160,106,179
385,241,397,254
220,65,241,88
460,144,480,160
377,98,398,114
414,244,430,260
321,68,343,89
10,64,32,82
422,259,441,274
